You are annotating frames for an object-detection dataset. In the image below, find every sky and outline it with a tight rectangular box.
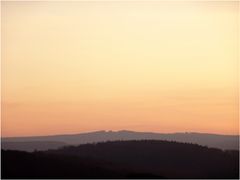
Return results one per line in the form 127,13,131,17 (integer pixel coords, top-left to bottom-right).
1,1,239,137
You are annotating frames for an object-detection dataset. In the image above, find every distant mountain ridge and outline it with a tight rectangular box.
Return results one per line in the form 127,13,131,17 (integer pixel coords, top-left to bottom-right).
1,141,67,152
2,130,239,152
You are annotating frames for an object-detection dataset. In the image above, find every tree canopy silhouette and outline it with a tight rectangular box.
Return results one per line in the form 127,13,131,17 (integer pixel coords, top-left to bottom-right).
2,140,239,179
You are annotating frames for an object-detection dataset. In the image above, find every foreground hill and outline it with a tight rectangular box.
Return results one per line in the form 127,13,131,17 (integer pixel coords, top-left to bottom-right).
2,140,239,179
2,130,239,151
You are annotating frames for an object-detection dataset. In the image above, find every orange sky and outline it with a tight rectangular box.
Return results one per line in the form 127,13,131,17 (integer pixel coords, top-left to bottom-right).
1,1,239,137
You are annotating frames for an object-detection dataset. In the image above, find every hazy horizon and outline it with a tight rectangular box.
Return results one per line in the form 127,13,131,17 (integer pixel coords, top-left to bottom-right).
2,1,239,137
2,129,240,138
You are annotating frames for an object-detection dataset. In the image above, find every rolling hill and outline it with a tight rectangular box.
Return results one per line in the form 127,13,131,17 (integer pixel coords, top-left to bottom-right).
2,130,239,152
2,140,239,179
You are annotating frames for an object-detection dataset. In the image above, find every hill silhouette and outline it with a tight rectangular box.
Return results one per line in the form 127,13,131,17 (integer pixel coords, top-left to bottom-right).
2,140,239,179
1,141,67,152
2,130,239,152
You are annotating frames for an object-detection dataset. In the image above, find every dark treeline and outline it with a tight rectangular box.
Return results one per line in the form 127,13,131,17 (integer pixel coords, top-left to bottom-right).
2,140,239,179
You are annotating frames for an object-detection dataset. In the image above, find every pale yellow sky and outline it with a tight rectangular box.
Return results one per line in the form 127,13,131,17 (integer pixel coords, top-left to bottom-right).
1,1,239,137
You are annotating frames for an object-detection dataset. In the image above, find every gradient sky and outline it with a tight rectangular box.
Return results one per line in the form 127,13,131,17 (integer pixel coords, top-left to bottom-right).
1,1,239,137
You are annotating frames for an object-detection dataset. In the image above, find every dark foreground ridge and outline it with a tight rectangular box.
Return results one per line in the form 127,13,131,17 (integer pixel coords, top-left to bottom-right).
2,140,239,179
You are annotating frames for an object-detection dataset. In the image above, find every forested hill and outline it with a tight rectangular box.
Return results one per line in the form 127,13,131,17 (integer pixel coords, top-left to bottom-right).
2,140,239,179
3,130,239,151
